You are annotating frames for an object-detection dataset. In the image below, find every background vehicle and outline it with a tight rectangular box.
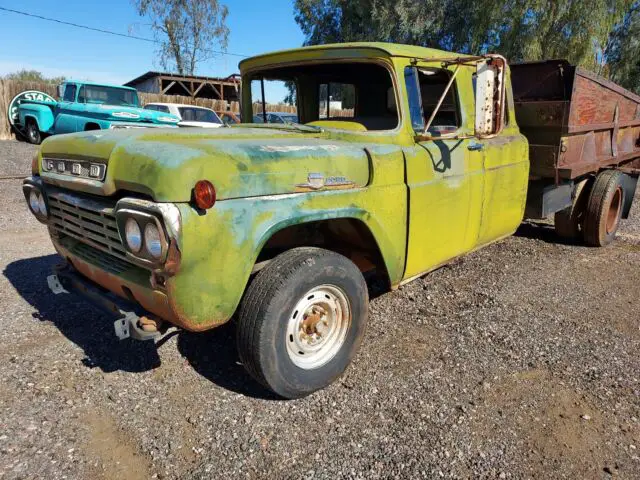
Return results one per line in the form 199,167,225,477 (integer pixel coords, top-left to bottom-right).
23,43,638,399
12,81,180,144
256,111,299,124
144,103,223,128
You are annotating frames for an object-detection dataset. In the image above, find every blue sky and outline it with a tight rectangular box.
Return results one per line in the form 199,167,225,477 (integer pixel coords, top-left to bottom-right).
0,0,305,101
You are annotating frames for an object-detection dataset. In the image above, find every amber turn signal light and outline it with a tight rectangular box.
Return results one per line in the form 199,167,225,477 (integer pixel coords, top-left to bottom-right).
193,180,216,210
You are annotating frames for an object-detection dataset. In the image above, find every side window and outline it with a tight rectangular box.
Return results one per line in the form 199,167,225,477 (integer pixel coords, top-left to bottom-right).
158,105,170,113
416,68,461,134
63,84,76,102
144,105,157,111
318,83,356,119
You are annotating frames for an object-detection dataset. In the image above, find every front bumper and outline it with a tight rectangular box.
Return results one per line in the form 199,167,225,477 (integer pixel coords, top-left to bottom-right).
51,233,180,326
48,263,163,341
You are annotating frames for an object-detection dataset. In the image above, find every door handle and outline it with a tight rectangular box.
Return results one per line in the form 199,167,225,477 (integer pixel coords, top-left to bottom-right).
468,142,484,151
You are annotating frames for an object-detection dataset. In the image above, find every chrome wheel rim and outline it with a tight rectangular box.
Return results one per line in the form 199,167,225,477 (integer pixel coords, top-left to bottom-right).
285,284,351,370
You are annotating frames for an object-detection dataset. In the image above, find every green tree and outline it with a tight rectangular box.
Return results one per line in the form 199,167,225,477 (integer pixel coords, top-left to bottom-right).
3,69,65,84
294,0,632,72
607,2,640,93
133,0,230,75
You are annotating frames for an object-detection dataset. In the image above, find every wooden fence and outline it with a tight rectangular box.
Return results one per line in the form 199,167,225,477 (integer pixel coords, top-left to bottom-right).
0,79,302,139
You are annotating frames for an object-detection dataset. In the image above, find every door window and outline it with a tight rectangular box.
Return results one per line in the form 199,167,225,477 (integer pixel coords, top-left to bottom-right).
415,68,461,134
63,84,76,102
404,67,424,132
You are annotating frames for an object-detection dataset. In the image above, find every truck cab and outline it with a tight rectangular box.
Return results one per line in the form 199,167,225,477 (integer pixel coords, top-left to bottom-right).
20,43,565,398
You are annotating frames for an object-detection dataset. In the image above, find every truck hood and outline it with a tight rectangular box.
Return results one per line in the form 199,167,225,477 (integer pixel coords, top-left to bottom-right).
38,126,371,201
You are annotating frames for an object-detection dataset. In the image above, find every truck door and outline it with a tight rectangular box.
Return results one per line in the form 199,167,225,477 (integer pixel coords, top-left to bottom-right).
402,64,484,280
54,83,78,134
471,63,530,246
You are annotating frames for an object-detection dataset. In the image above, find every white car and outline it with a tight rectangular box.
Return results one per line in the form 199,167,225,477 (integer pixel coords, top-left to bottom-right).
143,103,223,128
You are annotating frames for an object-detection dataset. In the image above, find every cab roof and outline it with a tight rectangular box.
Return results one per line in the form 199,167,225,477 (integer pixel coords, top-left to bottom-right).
239,42,464,71
64,80,138,91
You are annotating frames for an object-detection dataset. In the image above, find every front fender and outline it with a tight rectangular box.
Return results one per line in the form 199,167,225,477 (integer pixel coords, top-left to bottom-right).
166,186,407,331
19,104,55,132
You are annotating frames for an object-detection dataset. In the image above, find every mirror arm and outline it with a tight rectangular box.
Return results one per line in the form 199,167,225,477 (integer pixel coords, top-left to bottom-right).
422,64,461,136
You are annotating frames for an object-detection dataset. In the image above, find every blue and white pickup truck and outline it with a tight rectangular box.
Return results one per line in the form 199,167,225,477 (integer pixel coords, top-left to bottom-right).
9,81,180,144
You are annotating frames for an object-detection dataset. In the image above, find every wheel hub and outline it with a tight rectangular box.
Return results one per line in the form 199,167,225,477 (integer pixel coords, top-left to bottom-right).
286,285,351,370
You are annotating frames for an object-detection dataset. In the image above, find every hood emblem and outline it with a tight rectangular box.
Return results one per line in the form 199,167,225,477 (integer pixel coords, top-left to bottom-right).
296,173,355,191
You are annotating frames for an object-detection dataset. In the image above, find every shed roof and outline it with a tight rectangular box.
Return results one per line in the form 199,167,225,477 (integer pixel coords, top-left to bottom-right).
124,71,239,87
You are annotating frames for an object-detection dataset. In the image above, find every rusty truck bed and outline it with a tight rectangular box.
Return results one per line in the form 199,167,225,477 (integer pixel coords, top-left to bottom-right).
511,60,640,181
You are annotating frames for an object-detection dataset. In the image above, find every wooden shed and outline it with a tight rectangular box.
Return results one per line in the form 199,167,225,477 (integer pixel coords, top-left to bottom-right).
124,72,240,101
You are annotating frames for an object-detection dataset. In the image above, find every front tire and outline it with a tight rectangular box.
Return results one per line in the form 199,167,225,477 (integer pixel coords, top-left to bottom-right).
25,119,41,145
236,247,369,399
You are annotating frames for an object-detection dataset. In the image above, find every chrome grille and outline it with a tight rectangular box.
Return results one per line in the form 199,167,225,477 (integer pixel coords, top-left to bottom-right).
48,191,128,261
70,242,133,275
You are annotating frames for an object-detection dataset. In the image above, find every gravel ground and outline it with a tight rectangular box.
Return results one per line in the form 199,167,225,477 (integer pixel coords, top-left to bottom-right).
0,139,638,479
0,140,37,177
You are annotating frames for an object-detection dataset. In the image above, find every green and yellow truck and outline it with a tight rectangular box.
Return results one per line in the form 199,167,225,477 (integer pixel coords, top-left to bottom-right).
23,43,639,398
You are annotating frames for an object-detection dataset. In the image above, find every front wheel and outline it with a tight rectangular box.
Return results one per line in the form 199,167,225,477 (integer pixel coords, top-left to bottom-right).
236,247,369,399
25,120,42,145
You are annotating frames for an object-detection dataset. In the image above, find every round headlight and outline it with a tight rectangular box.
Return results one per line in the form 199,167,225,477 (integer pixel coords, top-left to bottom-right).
37,194,47,215
29,191,40,213
125,218,142,253
144,223,163,258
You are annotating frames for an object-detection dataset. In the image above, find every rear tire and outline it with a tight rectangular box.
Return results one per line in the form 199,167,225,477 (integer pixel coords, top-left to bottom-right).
583,170,625,247
25,119,41,145
236,247,368,399
554,177,593,240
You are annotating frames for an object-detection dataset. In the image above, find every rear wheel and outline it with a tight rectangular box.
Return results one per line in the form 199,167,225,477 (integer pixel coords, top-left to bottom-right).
25,119,41,145
554,177,593,240
236,247,368,399
583,170,625,247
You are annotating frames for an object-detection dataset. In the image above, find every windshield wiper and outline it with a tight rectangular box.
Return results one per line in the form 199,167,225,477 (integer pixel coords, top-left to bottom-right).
282,120,323,133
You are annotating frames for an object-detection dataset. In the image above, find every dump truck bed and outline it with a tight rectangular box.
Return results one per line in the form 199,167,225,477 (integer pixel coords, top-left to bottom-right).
511,60,640,180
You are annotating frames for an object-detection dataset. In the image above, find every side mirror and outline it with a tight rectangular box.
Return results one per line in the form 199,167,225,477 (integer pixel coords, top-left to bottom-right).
474,55,507,137
57,84,64,100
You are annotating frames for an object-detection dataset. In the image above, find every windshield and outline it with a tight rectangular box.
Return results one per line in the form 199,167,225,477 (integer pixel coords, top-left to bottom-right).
78,85,139,107
247,62,398,131
178,107,222,124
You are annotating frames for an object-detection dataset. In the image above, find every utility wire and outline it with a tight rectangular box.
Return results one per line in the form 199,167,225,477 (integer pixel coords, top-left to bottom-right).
0,6,249,58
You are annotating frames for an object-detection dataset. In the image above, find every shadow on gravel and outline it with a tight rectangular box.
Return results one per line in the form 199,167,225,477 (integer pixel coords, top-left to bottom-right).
177,325,279,400
4,255,162,373
514,221,582,246
4,254,277,399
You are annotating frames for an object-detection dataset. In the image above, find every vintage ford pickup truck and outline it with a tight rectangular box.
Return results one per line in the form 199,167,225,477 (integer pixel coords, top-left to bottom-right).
23,43,639,398
10,81,180,144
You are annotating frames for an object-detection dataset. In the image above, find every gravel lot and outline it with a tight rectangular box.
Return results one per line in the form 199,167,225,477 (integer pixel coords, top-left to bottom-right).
0,139,638,479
